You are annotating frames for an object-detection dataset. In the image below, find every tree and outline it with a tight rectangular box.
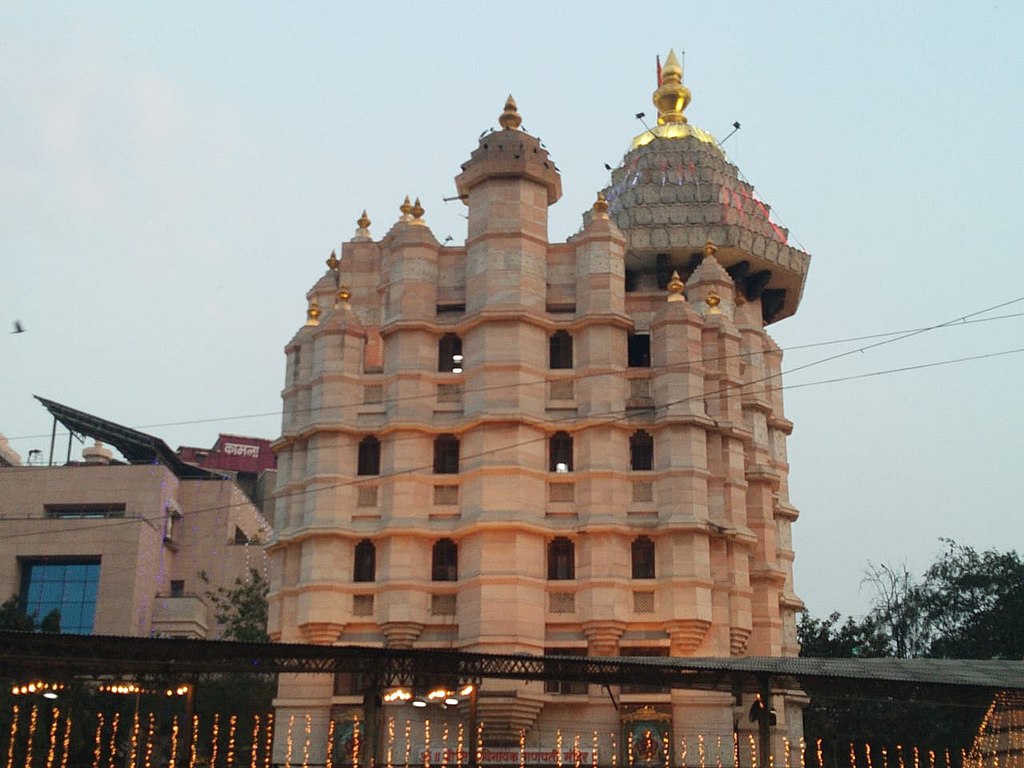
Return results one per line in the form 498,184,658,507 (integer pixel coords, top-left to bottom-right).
0,595,36,631
918,539,1024,660
201,567,269,643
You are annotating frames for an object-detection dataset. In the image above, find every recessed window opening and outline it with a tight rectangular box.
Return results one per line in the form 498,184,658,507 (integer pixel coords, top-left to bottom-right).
433,435,460,474
439,334,463,373
432,539,458,581
549,331,573,369
547,537,575,580
628,334,651,368
549,432,573,473
354,540,376,582
357,436,381,476
630,431,653,471
631,536,656,579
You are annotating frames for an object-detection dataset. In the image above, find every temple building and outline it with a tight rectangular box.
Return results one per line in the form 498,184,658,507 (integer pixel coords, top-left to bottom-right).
269,50,810,761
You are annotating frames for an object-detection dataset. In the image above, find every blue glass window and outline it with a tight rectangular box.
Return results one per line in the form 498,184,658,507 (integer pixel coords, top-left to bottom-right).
21,559,101,634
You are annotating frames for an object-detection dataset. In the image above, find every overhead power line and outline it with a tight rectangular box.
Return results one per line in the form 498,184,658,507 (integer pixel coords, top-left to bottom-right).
6,303,1023,444
1,342,1021,544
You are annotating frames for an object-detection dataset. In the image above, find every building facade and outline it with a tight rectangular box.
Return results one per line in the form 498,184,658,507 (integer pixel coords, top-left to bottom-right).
0,400,270,639
269,51,810,759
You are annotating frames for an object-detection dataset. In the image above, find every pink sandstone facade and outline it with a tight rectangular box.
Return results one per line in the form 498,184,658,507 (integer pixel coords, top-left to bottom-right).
269,52,810,759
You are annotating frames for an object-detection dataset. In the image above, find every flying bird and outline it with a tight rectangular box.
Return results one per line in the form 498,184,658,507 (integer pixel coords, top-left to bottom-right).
11,320,24,334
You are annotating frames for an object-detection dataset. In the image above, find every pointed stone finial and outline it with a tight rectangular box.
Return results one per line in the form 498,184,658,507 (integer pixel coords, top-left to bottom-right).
411,197,425,221
592,191,610,219
703,239,717,258
353,210,372,241
705,289,721,314
326,250,340,271
306,299,322,326
399,196,413,222
499,94,522,130
667,270,686,302
653,49,691,126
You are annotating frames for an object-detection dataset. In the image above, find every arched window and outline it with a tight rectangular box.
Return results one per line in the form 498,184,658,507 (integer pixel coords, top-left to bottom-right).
549,432,573,472
433,435,460,474
548,537,575,580
631,536,655,579
549,331,573,369
438,334,463,373
354,540,376,582
629,431,653,471
357,436,381,476
432,538,458,581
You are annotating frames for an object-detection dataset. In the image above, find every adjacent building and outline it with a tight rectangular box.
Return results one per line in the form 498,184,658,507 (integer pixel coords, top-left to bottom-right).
0,397,270,639
269,51,810,758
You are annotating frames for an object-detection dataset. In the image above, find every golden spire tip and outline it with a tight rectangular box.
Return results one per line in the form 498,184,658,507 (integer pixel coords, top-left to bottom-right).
499,94,522,130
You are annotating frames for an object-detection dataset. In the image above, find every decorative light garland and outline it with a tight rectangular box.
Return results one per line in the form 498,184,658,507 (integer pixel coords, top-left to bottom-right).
60,710,72,768
715,735,723,768
386,717,395,768
404,720,412,768
108,712,120,768
189,714,199,768
475,722,483,768
748,734,757,768
424,719,431,768
559,729,565,768
252,715,262,768
284,714,295,768
574,732,582,768
211,713,221,768
227,714,238,768
5,704,18,768
45,706,59,768
783,737,791,768
866,744,873,768
128,711,140,768
626,731,633,768
734,733,740,768
324,718,334,768
264,713,274,768
91,712,103,768
145,713,157,768
24,706,39,768
849,743,857,768
592,730,599,768
441,724,450,768
170,716,179,768
457,722,464,768
698,733,706,768
815,739,824,768
302,714,311,768
680,737,687,768
352,715,360,768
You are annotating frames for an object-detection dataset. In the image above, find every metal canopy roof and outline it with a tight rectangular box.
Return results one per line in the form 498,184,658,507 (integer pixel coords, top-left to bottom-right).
2,631,1021,707
34,395,222,479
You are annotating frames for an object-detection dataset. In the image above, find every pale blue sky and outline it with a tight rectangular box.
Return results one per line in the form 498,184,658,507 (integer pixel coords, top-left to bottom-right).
3,1,1022,619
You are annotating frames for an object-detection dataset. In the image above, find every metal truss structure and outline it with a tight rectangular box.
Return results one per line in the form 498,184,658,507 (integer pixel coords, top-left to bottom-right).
2,630,1022,707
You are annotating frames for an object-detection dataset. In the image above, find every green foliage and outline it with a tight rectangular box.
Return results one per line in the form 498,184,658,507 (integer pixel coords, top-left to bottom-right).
0,595,36,631
201,567,269,643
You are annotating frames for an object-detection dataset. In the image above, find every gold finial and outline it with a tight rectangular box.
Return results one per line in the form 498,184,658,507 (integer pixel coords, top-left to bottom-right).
411,197,425,220
399,195,413,221
499,94,522,130
705,289,721,314
338,285,352,303
592,191,609,218
306,299,322,326
667,270,686,302
653,49,691,126
353,209,372,241
703,239,717,258
326,250,340,271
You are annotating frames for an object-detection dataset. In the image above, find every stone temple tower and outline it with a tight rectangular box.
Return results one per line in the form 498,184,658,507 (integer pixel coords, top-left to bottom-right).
269,50,810,762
